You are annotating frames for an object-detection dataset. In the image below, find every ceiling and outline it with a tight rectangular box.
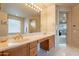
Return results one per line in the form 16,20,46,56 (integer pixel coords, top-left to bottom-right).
35,3,78,8
1,3,40,18
35,3,53,9
56,3,78,7
1,3,78,18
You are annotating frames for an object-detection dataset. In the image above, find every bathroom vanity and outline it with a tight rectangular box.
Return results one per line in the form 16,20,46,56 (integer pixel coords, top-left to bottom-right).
0,33,55,56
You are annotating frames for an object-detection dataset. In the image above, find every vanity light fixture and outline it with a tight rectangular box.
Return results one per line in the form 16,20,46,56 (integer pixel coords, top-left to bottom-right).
25,3,42,12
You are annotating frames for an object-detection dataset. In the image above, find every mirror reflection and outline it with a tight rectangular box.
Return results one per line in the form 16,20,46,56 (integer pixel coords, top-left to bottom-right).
0,3,41,36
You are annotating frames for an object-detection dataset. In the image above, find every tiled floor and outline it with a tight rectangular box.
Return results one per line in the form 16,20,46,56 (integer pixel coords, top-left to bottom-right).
56,35,66,44
38,46,79,56
55,35,66,48
38,34,79,56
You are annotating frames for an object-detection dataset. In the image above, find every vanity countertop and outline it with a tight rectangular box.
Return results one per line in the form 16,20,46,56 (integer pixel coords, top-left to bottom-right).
0,33,54,52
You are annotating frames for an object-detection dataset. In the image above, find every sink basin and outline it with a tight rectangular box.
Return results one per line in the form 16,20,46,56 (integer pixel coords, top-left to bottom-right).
12,37,30,43
9,33,30,43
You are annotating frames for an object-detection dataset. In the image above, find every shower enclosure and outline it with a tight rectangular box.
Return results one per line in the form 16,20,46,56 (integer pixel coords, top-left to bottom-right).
56,9,67,48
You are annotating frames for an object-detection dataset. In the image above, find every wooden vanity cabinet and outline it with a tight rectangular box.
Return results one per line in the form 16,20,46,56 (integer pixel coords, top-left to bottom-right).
40,39,49,50
48,35,55,49
0,52,4,56
2,44,29,56
0,35,54,56
29,41,37,56
1,41,38,56
40,35,55,51
0,52,9,56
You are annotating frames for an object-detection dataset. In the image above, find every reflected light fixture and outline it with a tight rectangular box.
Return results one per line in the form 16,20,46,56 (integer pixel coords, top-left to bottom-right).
25,3,42,12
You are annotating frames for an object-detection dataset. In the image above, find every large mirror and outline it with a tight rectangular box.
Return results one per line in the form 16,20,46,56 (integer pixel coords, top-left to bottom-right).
0,3,41,36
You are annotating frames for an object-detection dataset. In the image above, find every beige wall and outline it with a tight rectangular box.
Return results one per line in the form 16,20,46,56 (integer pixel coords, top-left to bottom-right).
67,8,73,47
0,4,1,10
0,11,8,36
41,4,56,33
68,4,79,48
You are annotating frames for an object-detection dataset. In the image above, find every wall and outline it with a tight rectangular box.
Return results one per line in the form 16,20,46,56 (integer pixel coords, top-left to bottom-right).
0,11,8,36
0,4,1,10
67,8,72,47
68,4,79,48
41,4,56,34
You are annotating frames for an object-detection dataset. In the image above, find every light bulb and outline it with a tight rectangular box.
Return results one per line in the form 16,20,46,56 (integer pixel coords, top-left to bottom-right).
25,3,42,12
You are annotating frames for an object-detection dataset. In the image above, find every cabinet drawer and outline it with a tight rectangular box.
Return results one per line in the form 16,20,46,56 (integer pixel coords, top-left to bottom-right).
30,47,37,56
38,38,47,43
30,41,37,49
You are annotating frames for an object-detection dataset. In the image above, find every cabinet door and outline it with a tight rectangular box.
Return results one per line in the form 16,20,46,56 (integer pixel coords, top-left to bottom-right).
30,47,37,56
3,47,20,56
40,35,55,51
0,52,4,56
40,39,49,51
29,41,37,56
49,35,55,48
30,41,37,49
3,44,29,56
16,44,29,56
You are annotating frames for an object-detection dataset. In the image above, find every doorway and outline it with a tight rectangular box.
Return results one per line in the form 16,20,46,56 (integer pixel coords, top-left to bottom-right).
56,9,67,48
